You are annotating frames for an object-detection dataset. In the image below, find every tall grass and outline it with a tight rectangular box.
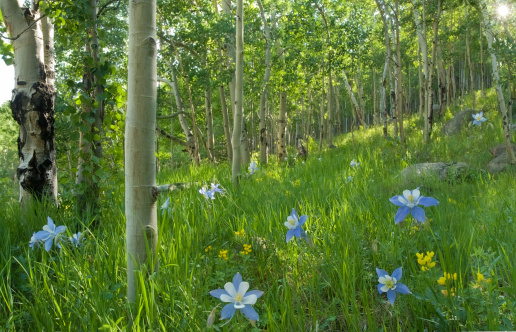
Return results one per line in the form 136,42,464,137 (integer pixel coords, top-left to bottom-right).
1,89,515,330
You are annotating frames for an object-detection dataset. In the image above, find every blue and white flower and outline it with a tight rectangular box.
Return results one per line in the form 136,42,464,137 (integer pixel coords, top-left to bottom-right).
377,267,411,305
70,232,82,247
31,217,67,252
210,273,263,321
248,161,257,175
161,197,171,215
199,186,215,199
389,188,439,223
350,159,360,168
472,112,487,126
284,208,308,242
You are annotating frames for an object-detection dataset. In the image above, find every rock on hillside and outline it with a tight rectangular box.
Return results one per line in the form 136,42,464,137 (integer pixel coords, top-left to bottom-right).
442,109,480,136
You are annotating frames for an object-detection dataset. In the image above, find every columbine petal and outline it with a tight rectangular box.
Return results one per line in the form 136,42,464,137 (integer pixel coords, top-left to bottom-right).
395,283,411,294
241,304,259,321
418,197,439,207
394,206,411,223
54,225,67,234
376,268,390,278
387,290,396,305
377,284,384,294
245,290,264,299
286,229,296,242
291,208,298,221
224,282,237,297
237,281,249,296
219,294,233,303
411,206,426,223
298,215,308,226
380,284,390,293
232,273,242,291
402,190,411,200
220,303,237,320
391,267,402,281
378,276,388,284
284,221,296,229
44,238,53,252
47,216,55,228
389,196,405,206
241,294,257,305
210,289,230,299
412,189,421,200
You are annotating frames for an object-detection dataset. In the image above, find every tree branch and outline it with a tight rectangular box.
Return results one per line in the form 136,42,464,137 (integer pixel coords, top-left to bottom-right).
0,14,47,41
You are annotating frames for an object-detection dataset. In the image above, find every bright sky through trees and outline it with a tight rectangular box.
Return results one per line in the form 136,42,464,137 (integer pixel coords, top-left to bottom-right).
0,61,14,104
497,4,510,18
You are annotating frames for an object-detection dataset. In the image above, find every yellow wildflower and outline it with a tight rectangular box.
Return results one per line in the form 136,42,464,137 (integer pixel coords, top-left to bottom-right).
235,229,246,237
218,250,228,260
294,180,300,187
240,244,252,255
205,245,212,253
416,251,436,271
441,288,456,297
437,277,446,286
476,273,484,282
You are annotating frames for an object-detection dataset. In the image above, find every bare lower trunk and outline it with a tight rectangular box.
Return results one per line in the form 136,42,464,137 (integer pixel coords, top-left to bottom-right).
343,71,365,128
465,7,475,109
232,0,243,185
479,0,516,163
240,114,250,165
395,0,404,143
219,84,232,160
126,0,158,303
278,91,287,160
205,82,215,162
327,69,333,146
1,0,57,204
480,22,485,98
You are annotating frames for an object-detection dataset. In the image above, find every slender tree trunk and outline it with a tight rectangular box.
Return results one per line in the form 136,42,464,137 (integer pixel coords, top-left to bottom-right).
319,74,325,152
373,69,378,125
355,67,368,130
327,69,334,147
126,0,158,303
240,114,250,165
343,70,365,129
278,91,287,160
395,0,404,143
159,70,200,165
479,0,516,163
204,76,215,162
376,0,390,138
1,0,58,204
232,0,243,185
480,22,486,98
465,7,475,109
334,85,341,132
219,84,233,160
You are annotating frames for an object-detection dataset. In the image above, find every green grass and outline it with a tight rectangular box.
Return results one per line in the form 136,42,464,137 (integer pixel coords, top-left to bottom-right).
1,89,516,331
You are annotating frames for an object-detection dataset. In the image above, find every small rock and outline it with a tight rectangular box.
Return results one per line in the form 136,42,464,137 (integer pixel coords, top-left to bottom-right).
486,152,516,173
490,143,516,158
401,162,468,181
442,109,480,136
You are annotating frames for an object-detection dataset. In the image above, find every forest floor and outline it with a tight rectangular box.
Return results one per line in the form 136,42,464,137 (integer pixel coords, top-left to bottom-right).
1,89,515,331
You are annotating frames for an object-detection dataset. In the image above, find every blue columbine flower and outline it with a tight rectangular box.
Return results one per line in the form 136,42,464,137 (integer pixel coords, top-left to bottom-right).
248,161,257,175
472,112,487,126
199,186,215,199
32,217,67,251
350,159,360,167
29,232,42,250
210,273,263,321
376,267,411,305
389,188,439,223
161,197,171,215
210,183,224,195
284,208,308,242
70,232,82,247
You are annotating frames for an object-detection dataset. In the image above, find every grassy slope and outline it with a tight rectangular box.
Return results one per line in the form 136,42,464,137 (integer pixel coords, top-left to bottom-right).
1,89,515,331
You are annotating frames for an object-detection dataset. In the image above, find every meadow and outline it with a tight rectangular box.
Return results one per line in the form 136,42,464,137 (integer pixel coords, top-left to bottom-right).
1,92,515,331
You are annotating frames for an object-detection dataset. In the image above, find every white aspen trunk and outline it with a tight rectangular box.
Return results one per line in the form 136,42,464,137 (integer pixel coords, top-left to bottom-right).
437,43,447,113
479,0,516,163
1,0,57,204
418,46,424,117
413,3,430,140
159,70,200,165
327,69,334,147
318,88,324,152
375,0,390,138
126,0,158,303
343,70,365,128
395,0,404,143
334,84,341,132
373,69,378,125
240,114,250,165
278,91,287,160
465,7,475,109
204,83,215,162
232,0,243,184
257,0,275,165
355,67,367,129
219,84,233,160
480,22,486,98
425,0,442,142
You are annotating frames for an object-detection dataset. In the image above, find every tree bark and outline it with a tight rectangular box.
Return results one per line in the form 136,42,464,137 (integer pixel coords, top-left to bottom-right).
395,0,404,143
232,0,243,185
478,0,516,163
1,0,58,204
126,0,158,303
465,7,475,109
204,80,215,162
343,70,365,129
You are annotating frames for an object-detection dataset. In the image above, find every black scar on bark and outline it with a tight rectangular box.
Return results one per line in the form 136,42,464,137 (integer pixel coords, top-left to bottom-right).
32,81,55,153
18,150,44,199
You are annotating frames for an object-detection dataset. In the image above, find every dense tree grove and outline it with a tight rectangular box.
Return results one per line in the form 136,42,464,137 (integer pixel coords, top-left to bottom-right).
0,0,515,328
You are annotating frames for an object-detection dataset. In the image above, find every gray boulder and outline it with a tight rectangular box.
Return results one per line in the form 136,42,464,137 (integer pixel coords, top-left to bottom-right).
401,162,468,182
490,142,516,157
486,152,515,173
441,109,480,136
